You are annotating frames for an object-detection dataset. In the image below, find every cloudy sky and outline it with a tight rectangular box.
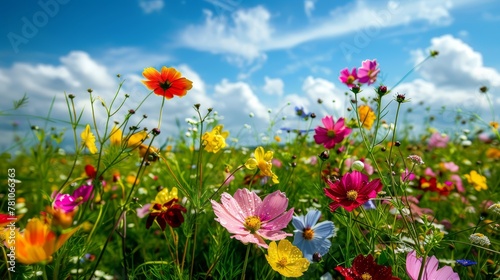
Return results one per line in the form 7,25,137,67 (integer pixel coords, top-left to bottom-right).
1,0,499,151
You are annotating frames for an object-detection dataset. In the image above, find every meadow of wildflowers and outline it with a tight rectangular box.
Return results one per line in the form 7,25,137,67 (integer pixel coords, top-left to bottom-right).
1,53,499,280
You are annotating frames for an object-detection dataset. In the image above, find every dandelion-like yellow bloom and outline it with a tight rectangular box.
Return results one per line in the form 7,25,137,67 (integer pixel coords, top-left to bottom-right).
465,170,488,191
245,146,279,184
202,125,229,153
265,239,310,278
15,218,77,265
81,124,98,154
490,121,499,129
357,105,376,130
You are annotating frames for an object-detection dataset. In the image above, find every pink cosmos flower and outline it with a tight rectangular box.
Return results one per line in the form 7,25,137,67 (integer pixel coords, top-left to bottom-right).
339,67,358,88
450,174,464,193
428,132,449,149
442,162,459,172
401,168,416,182
52,184,94,213
211,188,294,248
406,251,459,280
314,116,352,149
358,59,380,85
324,171,383,212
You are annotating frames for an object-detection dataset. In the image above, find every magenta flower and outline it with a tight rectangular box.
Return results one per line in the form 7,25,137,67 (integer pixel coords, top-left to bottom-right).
211,188,294,248
324,171,383,212
406,251,459,280
314,116,352,149
52,184,94,213
358,59,380,85
339,67,358,88
401,168,416,182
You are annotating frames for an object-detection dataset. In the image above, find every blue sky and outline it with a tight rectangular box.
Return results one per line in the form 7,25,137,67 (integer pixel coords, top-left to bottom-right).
1,0,500,150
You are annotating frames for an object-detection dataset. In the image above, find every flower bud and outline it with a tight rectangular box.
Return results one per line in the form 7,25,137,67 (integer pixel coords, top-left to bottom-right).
351,160,364,171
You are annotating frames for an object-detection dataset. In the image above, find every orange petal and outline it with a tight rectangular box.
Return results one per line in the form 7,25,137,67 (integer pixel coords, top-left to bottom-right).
142,67,161,80
160,66,182,82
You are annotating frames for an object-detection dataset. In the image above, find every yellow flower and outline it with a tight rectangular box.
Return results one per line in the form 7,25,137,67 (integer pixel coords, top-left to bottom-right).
202,125,229,153
110,125,123,146
265,239,310,278
152,187,179,205
357,105,376,129
490,121,499,129
81,124,98,154
465,170,488,191
274,135,281,142
15,218,77,265
245,146,279,184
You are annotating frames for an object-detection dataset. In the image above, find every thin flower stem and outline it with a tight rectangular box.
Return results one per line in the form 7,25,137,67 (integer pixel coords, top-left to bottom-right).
157,96,166,129
241,245,252,280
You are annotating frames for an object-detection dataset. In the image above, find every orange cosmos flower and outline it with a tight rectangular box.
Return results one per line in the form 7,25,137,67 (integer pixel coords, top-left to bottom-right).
142,66,193,99
15,218,78,264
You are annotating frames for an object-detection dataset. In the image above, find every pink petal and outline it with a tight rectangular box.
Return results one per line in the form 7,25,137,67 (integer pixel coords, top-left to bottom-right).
233,233,268,248
257,190,289,222
211,199,248,235
261,208,294,231
322,116,334,130
257,229,292,241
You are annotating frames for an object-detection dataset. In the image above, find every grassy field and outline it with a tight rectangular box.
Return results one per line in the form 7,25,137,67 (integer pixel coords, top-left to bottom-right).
1,54,499,279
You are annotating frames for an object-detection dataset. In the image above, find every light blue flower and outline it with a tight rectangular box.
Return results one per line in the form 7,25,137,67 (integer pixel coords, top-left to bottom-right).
292,209,335,261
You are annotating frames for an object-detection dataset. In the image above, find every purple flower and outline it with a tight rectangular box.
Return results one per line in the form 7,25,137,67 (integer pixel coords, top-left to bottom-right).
456,259,477,267
53,184,94,213
358,59,380,85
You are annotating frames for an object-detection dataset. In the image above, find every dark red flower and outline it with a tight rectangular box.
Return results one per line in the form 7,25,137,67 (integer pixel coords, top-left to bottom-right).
335,254,400,280
146,198,187,230
324,171,382,212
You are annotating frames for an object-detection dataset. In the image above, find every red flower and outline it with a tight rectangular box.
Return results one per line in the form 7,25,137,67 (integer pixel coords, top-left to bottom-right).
335,254,400,280
142,66,193,99
324,171,382,212
418,177,453,196
146,198,187,230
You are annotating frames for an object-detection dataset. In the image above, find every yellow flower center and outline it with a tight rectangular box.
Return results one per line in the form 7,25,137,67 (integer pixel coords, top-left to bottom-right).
277,257,288,268
346,190,358,201
362,273,372,280
244,216,262,233
347,75,355,84
327,130,335,138
303,228,315,240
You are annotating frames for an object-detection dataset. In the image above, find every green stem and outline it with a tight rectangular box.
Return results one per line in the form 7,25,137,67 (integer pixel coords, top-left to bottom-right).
241,245,252,280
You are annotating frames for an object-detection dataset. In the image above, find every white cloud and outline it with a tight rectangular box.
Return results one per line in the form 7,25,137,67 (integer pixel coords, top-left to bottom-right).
178,0,478,62
304,0,316,18
263,77,284,96
411,35,500,88
393,35,500,134
214,79,268,120
179,6,272,63
138,0,164,14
